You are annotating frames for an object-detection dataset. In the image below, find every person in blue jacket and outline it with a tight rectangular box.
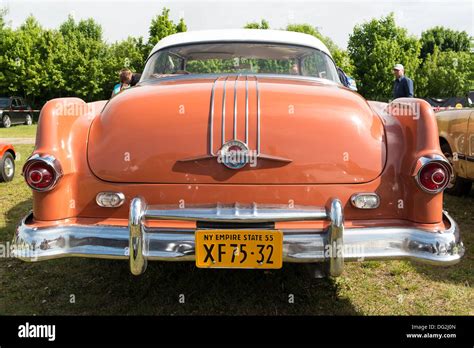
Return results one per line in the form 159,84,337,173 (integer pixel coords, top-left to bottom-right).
392,64,414,98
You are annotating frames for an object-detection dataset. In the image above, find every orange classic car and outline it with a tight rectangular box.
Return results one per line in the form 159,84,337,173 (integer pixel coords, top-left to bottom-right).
12,29,463,276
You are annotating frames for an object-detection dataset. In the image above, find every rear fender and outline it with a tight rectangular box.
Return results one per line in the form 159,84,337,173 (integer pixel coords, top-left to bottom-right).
370,98,445,223
31,98,106,220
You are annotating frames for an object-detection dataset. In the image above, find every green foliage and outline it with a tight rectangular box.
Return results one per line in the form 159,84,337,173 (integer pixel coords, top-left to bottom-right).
415,48,474,98
244,19,270,29
148,8,187,48
175,18,188,33
348,13,421,100
0,8,186,107
58,16,108,100
0,8,471,106
0,16,65,104
420,26,470,59
416,26,472,98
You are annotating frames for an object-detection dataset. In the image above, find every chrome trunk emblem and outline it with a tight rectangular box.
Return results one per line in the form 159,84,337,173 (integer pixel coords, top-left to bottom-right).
218,140,250,169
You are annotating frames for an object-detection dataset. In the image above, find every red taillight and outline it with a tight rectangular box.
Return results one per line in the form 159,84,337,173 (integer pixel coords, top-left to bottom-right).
23,155,62,191
26,162,55,189
417,161,450,193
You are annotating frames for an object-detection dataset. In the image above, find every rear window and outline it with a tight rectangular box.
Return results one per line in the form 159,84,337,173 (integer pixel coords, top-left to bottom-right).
142,42,339,83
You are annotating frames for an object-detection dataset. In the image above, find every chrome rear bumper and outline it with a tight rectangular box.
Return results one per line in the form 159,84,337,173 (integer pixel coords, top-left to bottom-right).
12,198,464,276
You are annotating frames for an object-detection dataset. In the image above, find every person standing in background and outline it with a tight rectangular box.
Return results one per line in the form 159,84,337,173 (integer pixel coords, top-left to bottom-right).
392,64,414,98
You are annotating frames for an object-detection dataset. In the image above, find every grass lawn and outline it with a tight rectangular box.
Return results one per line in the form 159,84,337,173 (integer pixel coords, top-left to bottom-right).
0,144,472,315
0,124,37,138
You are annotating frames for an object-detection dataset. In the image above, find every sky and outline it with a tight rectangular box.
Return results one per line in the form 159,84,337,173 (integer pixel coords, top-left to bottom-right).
1,0,473,49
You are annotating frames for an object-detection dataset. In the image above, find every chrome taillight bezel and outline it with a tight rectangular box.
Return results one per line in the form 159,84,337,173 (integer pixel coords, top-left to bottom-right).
414,155,452,194
22,154,63,192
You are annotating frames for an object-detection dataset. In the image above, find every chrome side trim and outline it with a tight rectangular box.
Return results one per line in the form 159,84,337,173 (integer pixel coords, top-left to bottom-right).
145,203,327,222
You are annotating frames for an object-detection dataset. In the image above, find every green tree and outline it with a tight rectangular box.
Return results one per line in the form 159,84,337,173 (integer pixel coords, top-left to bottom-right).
347,13,421,100
420,26,470,59
0,25,22,97
416,48,473,98
148,8,187,48
0,16,64,106
58,15,108,101
175,17,187,33
244,19,270,29
416,26,472,97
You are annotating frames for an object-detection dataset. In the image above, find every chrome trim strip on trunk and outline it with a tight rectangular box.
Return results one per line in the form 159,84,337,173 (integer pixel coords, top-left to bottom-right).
208,76,220,156
245,75,249,145
221,76,229,146
255,75,261,155
233,75,239,140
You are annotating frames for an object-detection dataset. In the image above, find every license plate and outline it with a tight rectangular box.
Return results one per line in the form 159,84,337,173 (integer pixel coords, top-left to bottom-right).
195,230,283,269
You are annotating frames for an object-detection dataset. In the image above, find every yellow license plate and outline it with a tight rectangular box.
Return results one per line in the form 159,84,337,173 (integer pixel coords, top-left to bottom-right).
195,230,283,269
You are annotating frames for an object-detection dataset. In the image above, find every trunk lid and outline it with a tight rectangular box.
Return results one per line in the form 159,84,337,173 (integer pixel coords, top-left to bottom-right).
87,75,386,184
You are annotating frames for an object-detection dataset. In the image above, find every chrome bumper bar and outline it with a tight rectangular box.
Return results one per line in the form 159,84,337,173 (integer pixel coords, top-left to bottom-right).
12,198,464,276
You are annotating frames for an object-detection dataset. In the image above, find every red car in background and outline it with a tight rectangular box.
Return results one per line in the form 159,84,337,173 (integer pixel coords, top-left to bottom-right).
0,144,16,182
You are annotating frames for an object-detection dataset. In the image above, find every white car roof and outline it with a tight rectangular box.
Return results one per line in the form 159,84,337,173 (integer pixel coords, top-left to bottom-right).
149,29,332,58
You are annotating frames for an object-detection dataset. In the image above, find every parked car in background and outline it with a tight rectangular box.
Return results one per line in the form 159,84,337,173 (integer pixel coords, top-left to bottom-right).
0,97,34,128
437,108,474,196
13,29,463,277
0,144,16,182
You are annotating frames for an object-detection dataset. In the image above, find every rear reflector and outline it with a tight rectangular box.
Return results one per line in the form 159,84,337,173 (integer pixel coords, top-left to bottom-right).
350,193,380,209
96,192,125,208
